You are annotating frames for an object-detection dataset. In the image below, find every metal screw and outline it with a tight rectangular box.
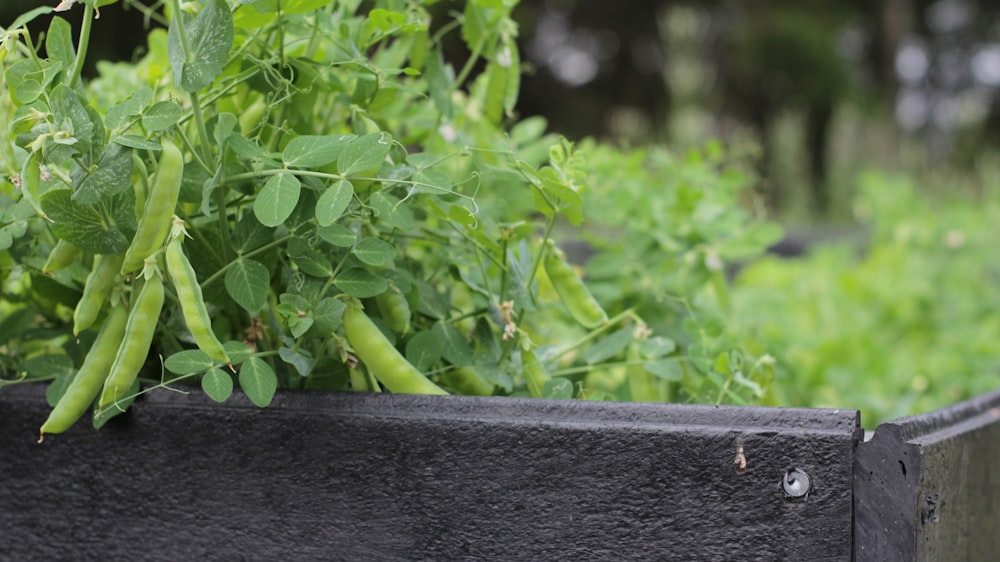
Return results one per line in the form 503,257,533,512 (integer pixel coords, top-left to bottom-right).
783,468,811,498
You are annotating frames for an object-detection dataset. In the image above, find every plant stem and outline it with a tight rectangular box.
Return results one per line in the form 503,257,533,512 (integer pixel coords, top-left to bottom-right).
68,3,95,89
524,213,556,292
200,234,293,289
168,0,232,262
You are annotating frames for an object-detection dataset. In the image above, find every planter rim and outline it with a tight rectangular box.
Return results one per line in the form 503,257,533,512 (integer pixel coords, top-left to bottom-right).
2,382,860,436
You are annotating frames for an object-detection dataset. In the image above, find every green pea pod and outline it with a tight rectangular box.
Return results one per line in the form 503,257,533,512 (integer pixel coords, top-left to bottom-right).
39,304,129,441
121,139,183,274
343,299,448,395
522,347,551,398
626,331,657,402
19,151,49,221
349,366,369,392
73,253,125,336
165,231,230,363
543,240,608,329
98,271,165,409
132,151,150,220
42,239,81,274
440,366,495,396
238,96,267,135
375,287,411,335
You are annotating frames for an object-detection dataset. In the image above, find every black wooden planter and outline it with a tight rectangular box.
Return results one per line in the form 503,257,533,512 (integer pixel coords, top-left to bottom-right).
1,384,998,561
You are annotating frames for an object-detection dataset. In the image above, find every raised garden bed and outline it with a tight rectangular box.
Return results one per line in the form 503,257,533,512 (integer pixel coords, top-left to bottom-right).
2,385,998,560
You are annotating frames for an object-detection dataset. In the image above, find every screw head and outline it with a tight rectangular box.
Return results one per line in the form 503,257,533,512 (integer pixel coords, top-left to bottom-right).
783,468,811,498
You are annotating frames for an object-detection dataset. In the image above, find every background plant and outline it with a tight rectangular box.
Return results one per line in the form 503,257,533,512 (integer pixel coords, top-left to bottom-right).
733,171,1000,426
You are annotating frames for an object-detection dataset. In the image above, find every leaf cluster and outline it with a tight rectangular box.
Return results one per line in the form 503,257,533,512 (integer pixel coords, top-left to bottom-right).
0,0,781,420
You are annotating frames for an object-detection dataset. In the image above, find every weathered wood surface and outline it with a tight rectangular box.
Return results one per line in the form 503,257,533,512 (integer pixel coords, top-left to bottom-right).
0,385,860,561
855,388,1000,562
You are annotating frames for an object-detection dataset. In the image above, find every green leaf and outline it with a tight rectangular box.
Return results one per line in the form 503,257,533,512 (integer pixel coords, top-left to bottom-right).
6,6,54,31
201,367,233,402
500,38,520,116
113,135,162,151
370,191,415,231
353,237,395,267
338,133,392,176
168,0,235,92
231,212,276,254
583,327,633,365
405,331,443,372
238,356,277,407
106,88,153,130
279,346,314,376
312,297,346,334
222,341,255,365
21,354,74,380
165,349,214,375
142,100,184,132
424,49,454,118
433,321,473,367
718,222,785,260
282,134,355,168
46,374,74,408
254,172,301,227
640,336,677,359
49,84,95,155
484,59,507,124
315,180,354,226
41,189,136,254
225,258,270,313
287,238,332,277
14,80,43,105
71,143,133,205
45,17,75,73
317,224,357,247
644,358,683,381
253,0,329,14
228,133,269,161
334,268,387,298
213,113,238,145
543,378,574,399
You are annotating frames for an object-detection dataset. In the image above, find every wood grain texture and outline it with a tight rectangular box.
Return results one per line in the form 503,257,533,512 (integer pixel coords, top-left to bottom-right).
1,385,859,561
855,388,1000,562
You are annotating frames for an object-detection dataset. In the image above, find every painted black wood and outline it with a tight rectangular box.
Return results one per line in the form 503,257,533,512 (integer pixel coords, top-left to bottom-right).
0,385,860,561
855,388,1000,562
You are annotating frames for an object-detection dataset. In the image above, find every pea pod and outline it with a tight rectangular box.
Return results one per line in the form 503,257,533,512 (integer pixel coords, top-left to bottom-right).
19,151,48,221
348,366,381,393
522,347,551,398
42,239,81,274
165,228,230,363
440,366,495,396
626,328,657,402
121,139,183,274
73,253,125,336
543,240,608,329
98,270,165,409
39,304,129,441
343,299,448,395
375,287,411,335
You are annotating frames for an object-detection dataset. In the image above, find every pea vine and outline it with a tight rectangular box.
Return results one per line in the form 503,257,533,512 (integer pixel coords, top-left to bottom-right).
0,0,781,438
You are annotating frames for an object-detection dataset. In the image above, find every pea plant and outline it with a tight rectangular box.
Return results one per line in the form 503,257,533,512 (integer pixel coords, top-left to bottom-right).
0,0,779,439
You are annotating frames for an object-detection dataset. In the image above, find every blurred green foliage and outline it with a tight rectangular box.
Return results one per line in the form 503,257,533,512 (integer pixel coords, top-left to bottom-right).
733,171,1000,426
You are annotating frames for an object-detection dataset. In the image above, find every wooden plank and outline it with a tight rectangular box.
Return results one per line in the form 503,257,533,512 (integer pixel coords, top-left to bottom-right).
0,385,860,560
855,388,1000,561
